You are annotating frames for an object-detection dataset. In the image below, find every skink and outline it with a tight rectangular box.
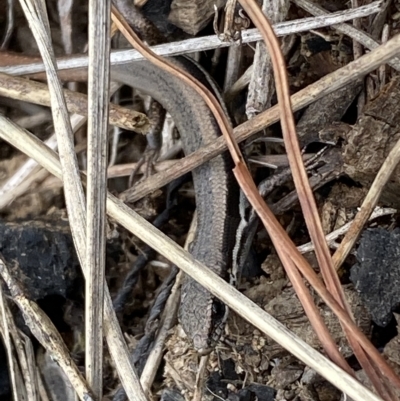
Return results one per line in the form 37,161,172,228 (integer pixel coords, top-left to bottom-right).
111,57,240,354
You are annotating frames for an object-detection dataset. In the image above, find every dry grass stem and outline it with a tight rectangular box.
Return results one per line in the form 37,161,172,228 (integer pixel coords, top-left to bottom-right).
0,287,20,401
293,0,400,71
0,116,147,401
238,1,398,397
0,257,92,401
0,2,381,76
19,330,40,401
298,207,397,254
140,214,197,394
0,72,148,132
85,0,111,397
3,304,37,400
109,6,400,394
122,31,400,203
0,110,381,401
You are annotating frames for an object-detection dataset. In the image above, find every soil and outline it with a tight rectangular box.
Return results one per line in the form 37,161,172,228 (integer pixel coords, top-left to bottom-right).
1,1,400,400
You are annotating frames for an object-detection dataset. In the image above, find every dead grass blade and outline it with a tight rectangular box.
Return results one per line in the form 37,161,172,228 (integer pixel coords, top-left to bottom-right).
18,0,87,263
1,298,40,401
298,207,397,254
293,0,400,71
121,31,400,202
0,1,383,76
0,116,382,401
0,72,148,132
241,0,353,353
85,0,111,397
239,1,399,397
0,285,22,401
0,257,93,401
111,0,400,397
15,1,148,399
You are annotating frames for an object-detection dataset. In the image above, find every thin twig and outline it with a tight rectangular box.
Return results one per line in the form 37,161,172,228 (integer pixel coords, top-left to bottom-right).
0,114,383,401
0,258,93,401
241,0,356,380
0,287,19,401
333,133,400,269
85,0,111,397
298,207,397,253
140,215,197,395
16,1,148,399
0,72,148,132
0,2,382,76
238,1,397,397
122,31,400,203
292,0,400,71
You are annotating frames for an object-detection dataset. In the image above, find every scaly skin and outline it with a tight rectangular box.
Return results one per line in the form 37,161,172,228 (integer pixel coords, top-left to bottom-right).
111,57,239,353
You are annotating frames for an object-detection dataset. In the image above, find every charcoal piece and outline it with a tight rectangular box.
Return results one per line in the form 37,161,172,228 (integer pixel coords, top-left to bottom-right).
238,384,275,401
0,220,79,301
221,358,239,381
304,36,331,55
228,390,249,401
207,371,229,399
350,228,400,326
